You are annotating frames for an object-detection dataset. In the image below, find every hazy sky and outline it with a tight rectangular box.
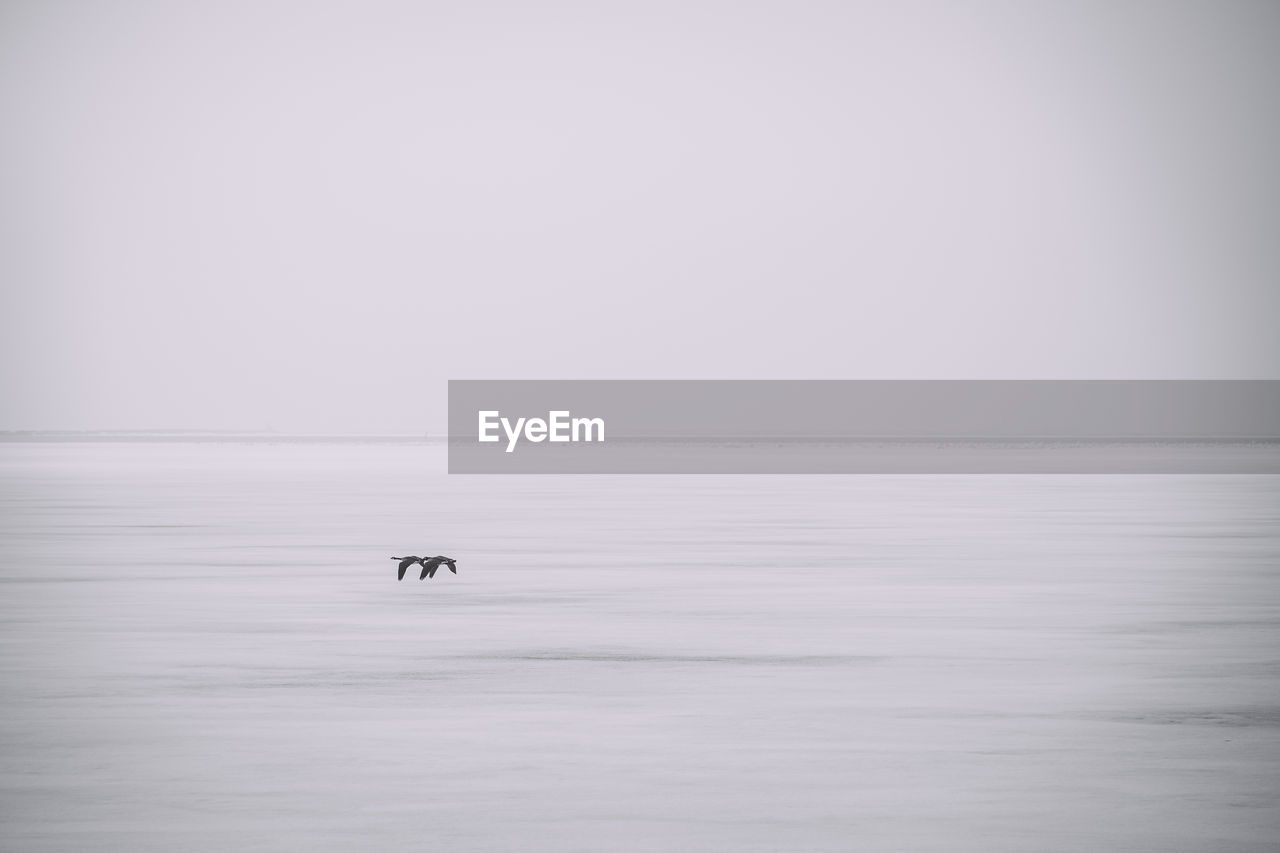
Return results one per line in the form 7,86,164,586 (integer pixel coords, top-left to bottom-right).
2,0,1278,432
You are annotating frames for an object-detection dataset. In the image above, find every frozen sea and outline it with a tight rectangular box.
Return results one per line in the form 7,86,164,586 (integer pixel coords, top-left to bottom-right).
1,440,1278,851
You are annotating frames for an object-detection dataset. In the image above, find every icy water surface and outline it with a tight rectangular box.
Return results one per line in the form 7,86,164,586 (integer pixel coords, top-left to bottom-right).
1,442,1278,851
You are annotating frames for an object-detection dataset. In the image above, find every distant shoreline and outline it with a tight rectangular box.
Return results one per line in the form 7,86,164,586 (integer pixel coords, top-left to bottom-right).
0,432,444,444
3,433,1276,445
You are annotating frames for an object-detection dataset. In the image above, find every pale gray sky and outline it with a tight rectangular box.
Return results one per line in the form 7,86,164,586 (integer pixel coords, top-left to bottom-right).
2,0,1278,432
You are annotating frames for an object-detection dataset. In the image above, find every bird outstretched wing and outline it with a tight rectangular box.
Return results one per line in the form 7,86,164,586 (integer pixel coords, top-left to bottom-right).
395,556,421,580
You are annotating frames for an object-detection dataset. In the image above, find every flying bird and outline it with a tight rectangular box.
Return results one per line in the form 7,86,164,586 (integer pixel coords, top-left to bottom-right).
419,556,458,580
392,556,425,580
391,555,459,580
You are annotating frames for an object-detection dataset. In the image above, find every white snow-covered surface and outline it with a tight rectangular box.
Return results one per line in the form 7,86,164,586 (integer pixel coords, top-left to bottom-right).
1,442,1277,851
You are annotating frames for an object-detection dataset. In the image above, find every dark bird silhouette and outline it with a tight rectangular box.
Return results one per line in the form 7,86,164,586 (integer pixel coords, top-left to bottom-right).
392,556,425,580
419,556,458,580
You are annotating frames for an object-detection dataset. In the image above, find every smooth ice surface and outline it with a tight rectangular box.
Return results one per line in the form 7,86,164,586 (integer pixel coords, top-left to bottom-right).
1,442,1278,851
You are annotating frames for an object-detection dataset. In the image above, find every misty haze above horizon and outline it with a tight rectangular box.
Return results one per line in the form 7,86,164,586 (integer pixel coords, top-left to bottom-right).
3,1,1278,433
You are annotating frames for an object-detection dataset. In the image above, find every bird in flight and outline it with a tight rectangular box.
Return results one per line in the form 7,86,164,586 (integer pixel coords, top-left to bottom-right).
392,556,424,580
391,555,458,580
419,556,458,580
